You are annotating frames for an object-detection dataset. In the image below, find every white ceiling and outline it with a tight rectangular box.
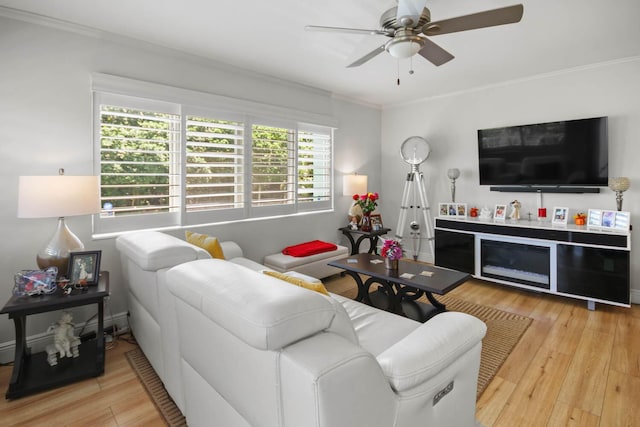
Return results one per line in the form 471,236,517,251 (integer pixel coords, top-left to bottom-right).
2,0,639,106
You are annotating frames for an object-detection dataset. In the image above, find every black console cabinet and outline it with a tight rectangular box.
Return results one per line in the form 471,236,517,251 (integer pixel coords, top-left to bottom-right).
434,229,475,274
435,218,631,309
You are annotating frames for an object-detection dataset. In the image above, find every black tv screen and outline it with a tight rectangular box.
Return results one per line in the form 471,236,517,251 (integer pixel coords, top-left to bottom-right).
478,117,608,187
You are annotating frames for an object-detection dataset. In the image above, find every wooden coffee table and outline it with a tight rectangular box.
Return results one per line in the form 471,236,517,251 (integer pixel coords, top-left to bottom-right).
328,253,471,322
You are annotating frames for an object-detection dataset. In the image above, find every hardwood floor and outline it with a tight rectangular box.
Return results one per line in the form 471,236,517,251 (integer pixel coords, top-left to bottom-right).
0,276,637,426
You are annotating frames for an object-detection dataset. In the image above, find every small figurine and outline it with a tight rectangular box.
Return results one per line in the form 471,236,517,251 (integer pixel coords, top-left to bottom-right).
48,311,80,359
479,206,493,220
348,202,363,229
510,200,521,220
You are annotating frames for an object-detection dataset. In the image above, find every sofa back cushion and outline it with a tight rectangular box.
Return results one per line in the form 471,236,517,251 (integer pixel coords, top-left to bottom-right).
167,259,335,350
116,231,210,271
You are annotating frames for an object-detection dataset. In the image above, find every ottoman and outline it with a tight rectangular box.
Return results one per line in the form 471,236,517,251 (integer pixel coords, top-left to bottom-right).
263,244,349,279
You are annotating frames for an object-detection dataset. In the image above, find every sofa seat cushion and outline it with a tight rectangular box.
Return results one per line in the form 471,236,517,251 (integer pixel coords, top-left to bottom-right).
116,231,211,271
167,259,335,351
331,294,420,357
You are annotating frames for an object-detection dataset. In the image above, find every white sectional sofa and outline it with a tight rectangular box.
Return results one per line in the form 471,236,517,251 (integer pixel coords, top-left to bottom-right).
116,231,487,427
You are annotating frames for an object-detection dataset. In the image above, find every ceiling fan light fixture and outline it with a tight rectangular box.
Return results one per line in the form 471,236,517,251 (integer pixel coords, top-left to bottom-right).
386,37,423,59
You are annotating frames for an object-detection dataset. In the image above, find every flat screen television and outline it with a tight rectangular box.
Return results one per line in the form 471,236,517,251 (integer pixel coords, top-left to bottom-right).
478,117,608,188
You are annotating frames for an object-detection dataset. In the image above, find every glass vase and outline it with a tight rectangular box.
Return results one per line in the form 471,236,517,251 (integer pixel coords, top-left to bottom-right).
361,212,372,232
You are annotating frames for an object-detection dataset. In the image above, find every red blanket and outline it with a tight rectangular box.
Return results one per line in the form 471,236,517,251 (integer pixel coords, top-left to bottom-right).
282,240,338,257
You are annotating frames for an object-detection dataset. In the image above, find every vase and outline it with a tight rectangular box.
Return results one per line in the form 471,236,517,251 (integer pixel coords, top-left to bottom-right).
361,212,372,232
384,257,398,270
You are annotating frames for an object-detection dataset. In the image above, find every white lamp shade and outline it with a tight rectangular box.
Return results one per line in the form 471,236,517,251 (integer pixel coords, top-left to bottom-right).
343,174,368,196
18,175,100,218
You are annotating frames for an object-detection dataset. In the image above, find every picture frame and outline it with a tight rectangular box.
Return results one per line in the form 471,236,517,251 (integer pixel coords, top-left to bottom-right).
601,210,616,229
439,203,468,217
68,250,102,285
587,209,602,228
494,204,507,221
456,203,467,217
370,213,383,231
614,211,630,231
552,207,569,225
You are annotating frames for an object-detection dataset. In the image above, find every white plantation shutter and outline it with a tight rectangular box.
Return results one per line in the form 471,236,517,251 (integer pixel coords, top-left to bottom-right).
185,116,244,212
297,126,332,211
251,124,295,208
92,80,334,235
96,101,181,233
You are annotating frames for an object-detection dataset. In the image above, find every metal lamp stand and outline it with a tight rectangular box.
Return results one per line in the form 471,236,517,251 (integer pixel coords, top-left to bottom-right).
395,163,434,260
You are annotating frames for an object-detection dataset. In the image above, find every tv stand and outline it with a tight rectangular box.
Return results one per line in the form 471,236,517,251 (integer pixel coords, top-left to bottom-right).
489,186,601,194
434,218,630,309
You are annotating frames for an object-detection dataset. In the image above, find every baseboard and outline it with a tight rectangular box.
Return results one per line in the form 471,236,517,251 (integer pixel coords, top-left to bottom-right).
0,311,129,365
631,288,640,305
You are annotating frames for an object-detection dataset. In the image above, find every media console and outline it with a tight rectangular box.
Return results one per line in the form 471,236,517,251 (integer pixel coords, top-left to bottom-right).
434,217,631,309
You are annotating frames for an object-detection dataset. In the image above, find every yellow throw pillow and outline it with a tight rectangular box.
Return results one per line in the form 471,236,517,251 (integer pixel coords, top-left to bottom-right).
185,231,225,259
263,270,329,296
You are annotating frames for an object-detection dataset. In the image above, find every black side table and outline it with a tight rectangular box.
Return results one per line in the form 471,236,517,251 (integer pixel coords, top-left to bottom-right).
0,271,109,399
339,227,392,255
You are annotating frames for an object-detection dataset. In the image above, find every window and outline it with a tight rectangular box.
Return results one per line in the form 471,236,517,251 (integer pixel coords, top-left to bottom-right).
93,84,333,235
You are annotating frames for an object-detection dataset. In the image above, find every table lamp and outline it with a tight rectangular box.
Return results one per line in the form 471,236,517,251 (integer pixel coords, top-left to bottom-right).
608,177,630,211
18,169,100,277
343,173,367,196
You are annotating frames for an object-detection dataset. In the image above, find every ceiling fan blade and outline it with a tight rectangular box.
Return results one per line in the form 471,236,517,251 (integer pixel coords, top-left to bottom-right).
417,38,454,66
305,25,391,36
396,0,428,27
423,4,523,36
347,45,386,68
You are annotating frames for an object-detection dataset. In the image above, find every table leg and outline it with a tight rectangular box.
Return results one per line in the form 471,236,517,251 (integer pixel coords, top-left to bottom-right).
340,230,358,255
7,315,27,397
342,270,366,302
96,300,105,374
363,278,402,314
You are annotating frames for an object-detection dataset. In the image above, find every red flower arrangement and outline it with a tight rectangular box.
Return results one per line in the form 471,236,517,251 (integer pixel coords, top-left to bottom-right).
352,192,379,213
381,239,403,260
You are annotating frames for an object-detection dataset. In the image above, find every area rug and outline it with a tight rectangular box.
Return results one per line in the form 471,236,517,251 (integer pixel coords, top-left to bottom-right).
126,297,530,424
433,294,532,397
125,349,187,427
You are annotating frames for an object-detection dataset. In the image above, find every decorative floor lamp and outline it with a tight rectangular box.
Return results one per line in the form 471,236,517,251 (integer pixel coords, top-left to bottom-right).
18,169,100,277
608,177,630,211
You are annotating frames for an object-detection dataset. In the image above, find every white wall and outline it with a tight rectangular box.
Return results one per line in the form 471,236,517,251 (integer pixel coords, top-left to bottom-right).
381,58,640,302
0,15,381,349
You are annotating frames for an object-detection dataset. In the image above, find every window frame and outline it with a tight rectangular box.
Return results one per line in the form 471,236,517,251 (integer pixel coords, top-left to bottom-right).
92,74,335,236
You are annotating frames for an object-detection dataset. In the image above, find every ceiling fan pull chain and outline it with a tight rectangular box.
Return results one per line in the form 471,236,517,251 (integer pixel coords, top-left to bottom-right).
409,56,415,75
397,59,401,86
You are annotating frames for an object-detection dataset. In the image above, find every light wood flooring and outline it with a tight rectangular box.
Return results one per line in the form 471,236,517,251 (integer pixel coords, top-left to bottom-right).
0,276,638,426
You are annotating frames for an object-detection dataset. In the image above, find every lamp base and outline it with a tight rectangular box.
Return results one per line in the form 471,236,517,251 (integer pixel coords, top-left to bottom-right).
36,217,84,278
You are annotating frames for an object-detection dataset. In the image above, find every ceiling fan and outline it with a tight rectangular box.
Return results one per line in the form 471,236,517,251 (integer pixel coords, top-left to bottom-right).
306,0,524,68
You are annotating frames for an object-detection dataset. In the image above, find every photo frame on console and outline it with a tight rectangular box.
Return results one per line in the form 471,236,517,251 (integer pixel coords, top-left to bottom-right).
439,203,467,217
552,207,568,225
614,211,630,231
494,204,507,221
587,209,602,228
601,210,616,229
68,250,102,286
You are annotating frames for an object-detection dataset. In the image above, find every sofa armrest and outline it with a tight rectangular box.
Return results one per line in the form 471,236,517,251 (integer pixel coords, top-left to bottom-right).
220,241,243,259
376,312,486,392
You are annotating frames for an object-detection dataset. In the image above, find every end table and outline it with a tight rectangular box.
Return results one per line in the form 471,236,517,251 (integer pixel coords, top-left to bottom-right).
338,226,392,255
1,272,109,399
